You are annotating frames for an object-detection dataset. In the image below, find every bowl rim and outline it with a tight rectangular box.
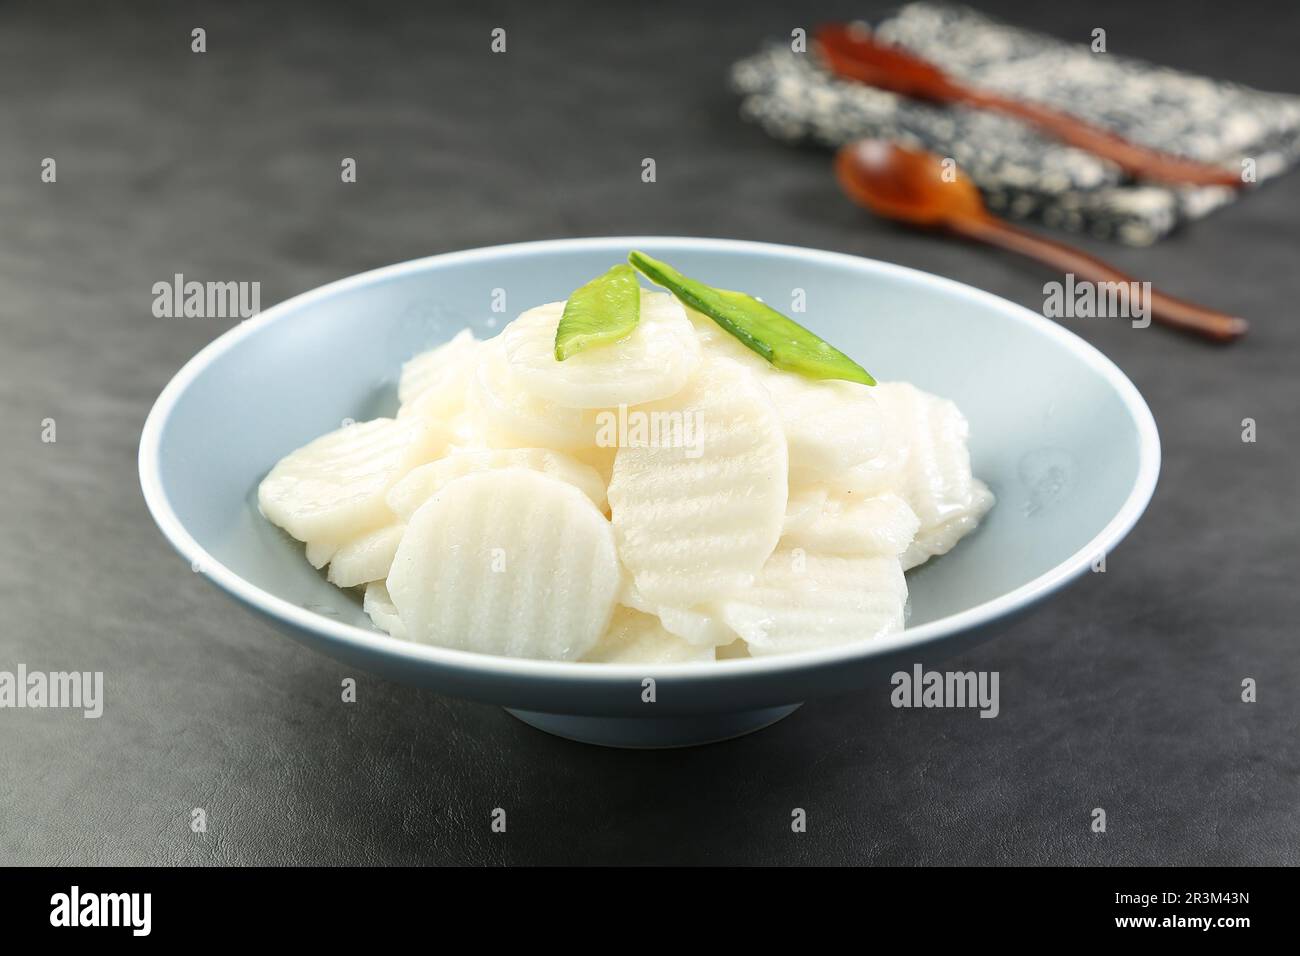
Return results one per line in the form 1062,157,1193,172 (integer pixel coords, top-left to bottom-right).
139,235,1160,684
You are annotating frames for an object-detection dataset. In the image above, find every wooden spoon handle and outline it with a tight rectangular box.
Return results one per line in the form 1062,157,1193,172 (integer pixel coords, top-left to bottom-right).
962,90,1243,188
948,215,1247,342
815,23,1242,188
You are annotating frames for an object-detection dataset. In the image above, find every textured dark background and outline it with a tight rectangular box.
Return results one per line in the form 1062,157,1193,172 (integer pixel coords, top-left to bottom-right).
2,0,1297,866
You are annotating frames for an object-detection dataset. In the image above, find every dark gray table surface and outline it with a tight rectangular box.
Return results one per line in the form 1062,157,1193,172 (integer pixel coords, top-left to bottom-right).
2,0,1297,866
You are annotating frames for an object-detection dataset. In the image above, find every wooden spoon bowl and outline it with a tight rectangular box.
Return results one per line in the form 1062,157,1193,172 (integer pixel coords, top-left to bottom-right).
835,139,1248,342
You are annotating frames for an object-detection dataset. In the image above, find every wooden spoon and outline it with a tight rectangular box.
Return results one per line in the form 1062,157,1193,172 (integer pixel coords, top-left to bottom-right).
835,139,1247,342
816,23,1243,189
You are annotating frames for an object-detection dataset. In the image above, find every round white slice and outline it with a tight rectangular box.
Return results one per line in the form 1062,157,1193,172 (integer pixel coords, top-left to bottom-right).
863,382,994,569
764,371,883,485
782,492,920,556
326,524,405,588
824,381,915,498
583,606,716,664
903,479,995,571
502,291,700,408
619,579,732,647
386,469,620,661
719,549,907,657
363,581,406,640
258,417,446,545
398,330,478,406
608,357,788,608
468,339,606,450
386,448,606,519
688,304,885,485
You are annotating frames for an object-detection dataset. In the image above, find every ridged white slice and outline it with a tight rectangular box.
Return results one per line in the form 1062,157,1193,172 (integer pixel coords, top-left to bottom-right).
326,524,405,588
688,305,885,485
398,330,478,405
719,549,907,657
387,448,607,519
867,382,994,569
386,469,620,661
618,579,726,646
583,606,716,664
258,417,446,544
608,357,788,608
655,604,734,648
363,581,406,640
903,479,995,571
824,382,913,498
782,492,920,556
503,292,700,408
468,339,606,450
783,486,829,536
763,371,883,484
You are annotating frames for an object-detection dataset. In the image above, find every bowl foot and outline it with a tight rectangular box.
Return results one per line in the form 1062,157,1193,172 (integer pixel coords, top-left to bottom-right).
505,703,802,749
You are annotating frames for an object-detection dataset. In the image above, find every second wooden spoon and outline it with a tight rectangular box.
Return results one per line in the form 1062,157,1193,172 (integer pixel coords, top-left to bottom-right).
817,23,1243,190
834,139,1247,342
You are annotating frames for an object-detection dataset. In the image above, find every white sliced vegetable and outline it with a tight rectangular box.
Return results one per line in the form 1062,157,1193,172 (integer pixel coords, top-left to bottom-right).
583,606,716,664
719,548,907,657
866,382,994,569
608,357,788,608
468,339,606,450
618,577,654,614
304,539,337,570
655,603,733,648
823,381,914,499
568,443,617,486
258,417,446,545
782,492,920,556
386,469,620,661
326,524,405,588
265,297,995,667
363,581,406,640
903,479,995,571
503,292,700,408
689,306,884,484
782,486,829,536
763,371,883,484
397,369,471,425
444,410,489,451
387,448,607,519
398,330,479,406
619,578,732,647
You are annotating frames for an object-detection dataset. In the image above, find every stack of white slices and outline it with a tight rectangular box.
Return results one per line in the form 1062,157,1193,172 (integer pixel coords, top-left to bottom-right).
257,290,993,663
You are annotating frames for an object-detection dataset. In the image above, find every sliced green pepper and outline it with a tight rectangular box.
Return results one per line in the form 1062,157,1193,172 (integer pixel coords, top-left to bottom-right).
554,264,641,361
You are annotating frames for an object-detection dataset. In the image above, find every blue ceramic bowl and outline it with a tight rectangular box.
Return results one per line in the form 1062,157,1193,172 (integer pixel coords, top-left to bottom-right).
139,237,1159,747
